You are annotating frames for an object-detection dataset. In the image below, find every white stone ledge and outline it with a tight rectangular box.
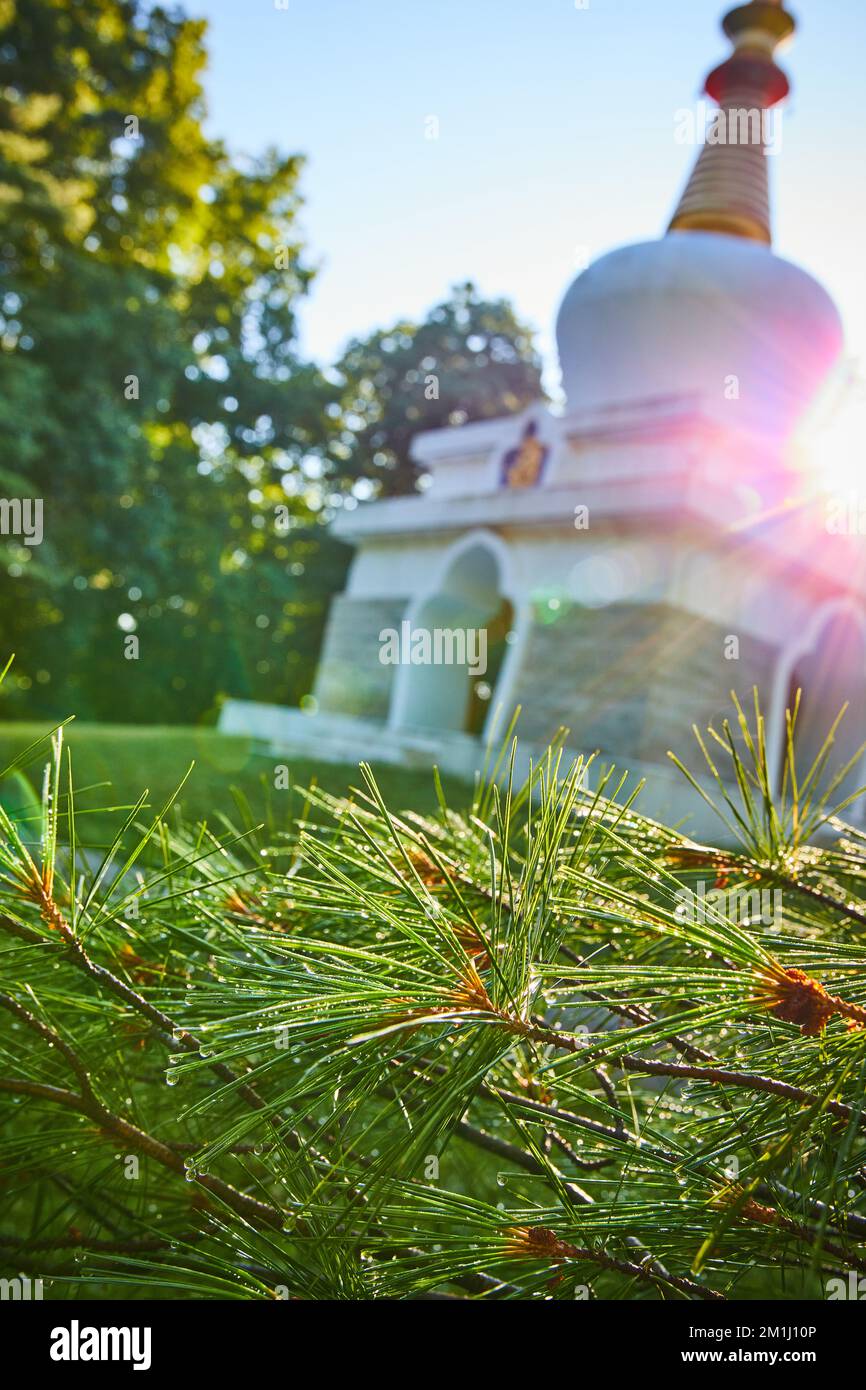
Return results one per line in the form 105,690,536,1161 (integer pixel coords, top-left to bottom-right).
218,699,735,840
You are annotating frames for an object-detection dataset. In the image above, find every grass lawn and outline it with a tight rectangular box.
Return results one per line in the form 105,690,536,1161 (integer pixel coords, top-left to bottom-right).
0,721,471,847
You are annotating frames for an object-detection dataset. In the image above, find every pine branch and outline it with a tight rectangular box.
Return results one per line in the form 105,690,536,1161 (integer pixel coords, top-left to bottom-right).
5,695,866,1300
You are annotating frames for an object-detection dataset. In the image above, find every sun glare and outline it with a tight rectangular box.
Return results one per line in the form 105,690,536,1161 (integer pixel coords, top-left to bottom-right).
792,379,866,502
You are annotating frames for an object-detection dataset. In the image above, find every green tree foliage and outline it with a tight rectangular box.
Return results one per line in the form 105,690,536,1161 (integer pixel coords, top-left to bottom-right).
335,282,545,496
0,6,547,726
0,0,346,723
4,693,866,1300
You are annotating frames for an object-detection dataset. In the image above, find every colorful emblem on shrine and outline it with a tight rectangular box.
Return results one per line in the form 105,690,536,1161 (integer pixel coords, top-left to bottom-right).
500,422,549,489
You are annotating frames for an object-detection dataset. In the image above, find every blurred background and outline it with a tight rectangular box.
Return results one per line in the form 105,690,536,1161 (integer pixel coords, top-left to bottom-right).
0,0,862,815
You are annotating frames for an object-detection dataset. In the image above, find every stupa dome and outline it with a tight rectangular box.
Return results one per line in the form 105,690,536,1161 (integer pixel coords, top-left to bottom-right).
557,0,844,437
556,232,843,435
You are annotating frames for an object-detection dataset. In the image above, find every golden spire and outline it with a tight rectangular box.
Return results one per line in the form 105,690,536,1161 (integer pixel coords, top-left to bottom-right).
668,2,796,244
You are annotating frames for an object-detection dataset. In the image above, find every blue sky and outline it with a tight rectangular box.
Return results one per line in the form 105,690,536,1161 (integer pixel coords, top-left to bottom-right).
187,0,866,393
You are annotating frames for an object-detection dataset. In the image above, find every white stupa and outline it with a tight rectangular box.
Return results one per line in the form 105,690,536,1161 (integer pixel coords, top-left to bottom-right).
223,0,866,834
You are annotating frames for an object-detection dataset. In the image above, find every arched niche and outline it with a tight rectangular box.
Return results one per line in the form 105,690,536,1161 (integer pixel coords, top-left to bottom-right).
771,600,866,811
388,532,522,738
